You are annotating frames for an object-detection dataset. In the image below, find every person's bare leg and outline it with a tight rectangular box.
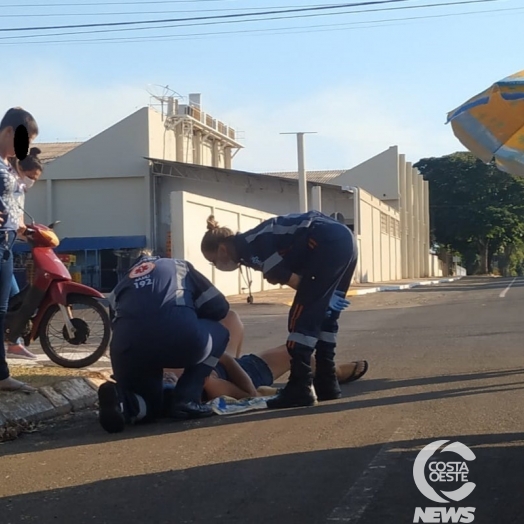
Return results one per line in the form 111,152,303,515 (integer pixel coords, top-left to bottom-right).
220,309,244,357
335,361,368,382
256,345,367,384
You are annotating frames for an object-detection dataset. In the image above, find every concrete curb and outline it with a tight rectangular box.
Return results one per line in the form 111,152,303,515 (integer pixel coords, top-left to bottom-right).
282,277,464,304
347,276,464,296
0,377,101,433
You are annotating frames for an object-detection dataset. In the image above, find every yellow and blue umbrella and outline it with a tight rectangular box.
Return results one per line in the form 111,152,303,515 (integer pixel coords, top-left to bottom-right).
446,70,524,177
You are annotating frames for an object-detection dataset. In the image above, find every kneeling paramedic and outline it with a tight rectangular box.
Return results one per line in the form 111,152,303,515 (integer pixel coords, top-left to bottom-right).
201,210,358,410
98,252,230,433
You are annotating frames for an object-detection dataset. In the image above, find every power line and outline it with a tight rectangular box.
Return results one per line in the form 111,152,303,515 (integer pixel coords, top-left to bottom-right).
0,0,410,32
0,3,516,45
0,0,501,40
4,0,229,6
0,4,335,18
79,6,524,42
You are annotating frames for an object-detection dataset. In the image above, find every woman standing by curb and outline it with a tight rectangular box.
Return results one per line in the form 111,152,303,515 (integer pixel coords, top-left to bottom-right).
0,107,39,393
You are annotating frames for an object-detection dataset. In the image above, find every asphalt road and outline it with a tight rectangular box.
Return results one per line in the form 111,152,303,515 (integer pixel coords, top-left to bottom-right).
1,276,523,524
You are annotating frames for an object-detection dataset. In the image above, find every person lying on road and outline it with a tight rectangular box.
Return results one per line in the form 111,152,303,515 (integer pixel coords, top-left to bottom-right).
201,347,369,401
163,307,368,402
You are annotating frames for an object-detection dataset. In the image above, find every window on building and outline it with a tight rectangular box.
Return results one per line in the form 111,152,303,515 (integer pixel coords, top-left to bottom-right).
389,216,395,237
380,212,388,234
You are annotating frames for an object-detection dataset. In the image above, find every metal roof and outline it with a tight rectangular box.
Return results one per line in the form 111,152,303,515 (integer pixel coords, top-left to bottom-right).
262,170,346,184
32,142,82,164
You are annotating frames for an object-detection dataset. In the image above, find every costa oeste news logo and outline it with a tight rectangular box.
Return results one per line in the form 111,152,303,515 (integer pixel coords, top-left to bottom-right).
413,440,476,523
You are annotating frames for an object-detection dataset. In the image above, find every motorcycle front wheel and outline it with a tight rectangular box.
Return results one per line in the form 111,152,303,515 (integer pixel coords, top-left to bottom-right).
39,295,111,368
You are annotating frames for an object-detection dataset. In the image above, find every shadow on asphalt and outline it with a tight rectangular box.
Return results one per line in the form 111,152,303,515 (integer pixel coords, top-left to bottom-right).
2,368,524,459
0,432,523,524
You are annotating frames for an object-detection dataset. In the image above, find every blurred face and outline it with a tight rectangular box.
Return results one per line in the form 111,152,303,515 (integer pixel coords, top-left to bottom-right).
204,243,239,272
0,128,36,158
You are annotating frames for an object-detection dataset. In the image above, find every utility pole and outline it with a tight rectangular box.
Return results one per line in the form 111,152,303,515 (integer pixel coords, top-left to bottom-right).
281,131,317,213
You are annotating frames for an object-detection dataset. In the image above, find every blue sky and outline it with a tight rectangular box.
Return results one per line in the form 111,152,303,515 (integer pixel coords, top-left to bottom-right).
2,0,523,171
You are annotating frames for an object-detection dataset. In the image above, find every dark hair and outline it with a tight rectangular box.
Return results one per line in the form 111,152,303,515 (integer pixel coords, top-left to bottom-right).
0,107,39,137
201,215,235,253
18,147,42,173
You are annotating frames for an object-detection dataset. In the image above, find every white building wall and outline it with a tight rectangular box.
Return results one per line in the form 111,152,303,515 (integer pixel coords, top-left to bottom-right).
26,107,154,242
52,178,147,238
170,191,279,296
429,254,443,277
333,146,401,200
331,146,430,280
26,106,239,244
356,188,400,283
155,165,355,256
423,180,431,277
148,108,177,162
357,198,372,282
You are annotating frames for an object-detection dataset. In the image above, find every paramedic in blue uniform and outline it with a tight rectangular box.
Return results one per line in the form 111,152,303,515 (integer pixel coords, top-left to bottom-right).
98,251,230,433
201,211,358,410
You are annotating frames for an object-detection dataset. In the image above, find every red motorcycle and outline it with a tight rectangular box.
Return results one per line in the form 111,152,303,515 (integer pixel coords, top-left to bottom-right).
6,220,111,368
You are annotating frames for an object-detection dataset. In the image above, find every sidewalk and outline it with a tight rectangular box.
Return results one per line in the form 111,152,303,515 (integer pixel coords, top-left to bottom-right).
227,276,463,305
0,365,111,441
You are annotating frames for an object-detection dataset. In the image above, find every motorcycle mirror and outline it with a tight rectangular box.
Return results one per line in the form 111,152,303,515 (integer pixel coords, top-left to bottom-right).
23,208,35,225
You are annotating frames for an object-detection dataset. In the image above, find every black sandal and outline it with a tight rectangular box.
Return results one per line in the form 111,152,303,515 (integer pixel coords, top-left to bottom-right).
339,360,368,384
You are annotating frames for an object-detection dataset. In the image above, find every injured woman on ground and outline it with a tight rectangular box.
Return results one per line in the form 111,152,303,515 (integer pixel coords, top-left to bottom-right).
165,343,369,402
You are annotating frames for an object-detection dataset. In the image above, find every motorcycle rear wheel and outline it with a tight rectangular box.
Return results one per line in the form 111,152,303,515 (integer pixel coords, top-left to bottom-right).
39,295,111,368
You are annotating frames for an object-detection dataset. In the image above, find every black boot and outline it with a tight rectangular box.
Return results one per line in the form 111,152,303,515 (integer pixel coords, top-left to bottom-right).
98,381,126,434
266,348,317,410
170,400,214,419
167,364,215,420
313,356,341,401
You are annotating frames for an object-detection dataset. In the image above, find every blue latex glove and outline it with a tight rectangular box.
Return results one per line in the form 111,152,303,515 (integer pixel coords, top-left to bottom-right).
328,290,351,312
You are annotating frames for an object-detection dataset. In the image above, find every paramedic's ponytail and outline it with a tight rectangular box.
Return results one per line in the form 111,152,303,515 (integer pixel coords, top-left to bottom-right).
201,215,235,253
206,215,220,232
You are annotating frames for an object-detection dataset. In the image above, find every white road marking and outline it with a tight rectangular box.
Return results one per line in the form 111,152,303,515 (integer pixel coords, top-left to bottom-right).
325,423,413,523
499,277,518,298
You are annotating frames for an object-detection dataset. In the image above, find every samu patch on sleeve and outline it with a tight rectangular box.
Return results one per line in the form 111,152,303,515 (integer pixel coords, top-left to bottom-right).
129,261,156,279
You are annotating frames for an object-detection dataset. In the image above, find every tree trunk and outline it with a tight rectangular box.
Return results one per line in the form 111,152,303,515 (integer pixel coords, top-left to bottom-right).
478,240,489,274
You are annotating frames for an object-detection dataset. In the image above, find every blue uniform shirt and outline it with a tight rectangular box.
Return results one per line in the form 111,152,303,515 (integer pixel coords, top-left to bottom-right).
108,256,230,323
232,211,349,285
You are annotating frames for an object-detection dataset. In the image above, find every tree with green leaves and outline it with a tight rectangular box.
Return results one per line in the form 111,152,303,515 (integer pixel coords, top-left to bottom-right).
414,153,524,275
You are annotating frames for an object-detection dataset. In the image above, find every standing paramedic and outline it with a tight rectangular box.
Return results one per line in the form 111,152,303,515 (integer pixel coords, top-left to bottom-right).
99,251,231,434
200,210,358,410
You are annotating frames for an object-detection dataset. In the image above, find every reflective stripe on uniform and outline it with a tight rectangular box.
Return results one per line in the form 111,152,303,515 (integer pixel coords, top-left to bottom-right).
244,219,313,243
134,394,147,421
195,286,221,308
201,334,217,367
262,252,283,274
318,331,337,343
203,355,219,368
174,260,189,306
287,332,318,348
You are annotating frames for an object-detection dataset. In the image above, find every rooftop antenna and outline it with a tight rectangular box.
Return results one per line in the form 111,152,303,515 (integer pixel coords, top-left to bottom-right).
146,84,183,120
